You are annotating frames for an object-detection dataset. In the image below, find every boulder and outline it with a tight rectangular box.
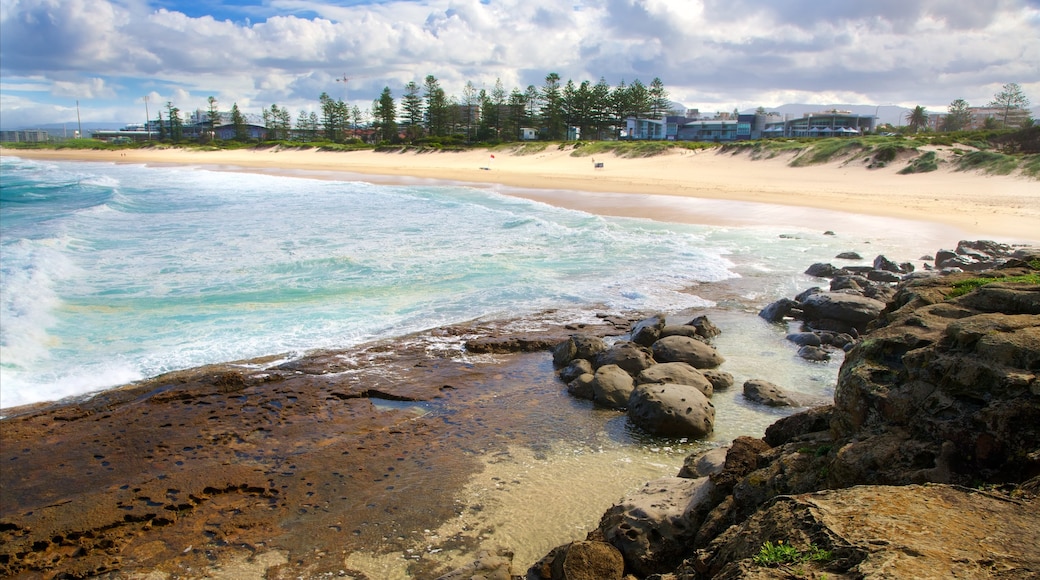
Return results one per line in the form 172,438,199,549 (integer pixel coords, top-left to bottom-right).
686,315,722,339
594,341,655,376
678,445,729,478
630,314,666,347
743,379,825,408
873,254,903,273
545,540,625,580
597,476,715,576
797,345,831,361
559,358,593,384
799,291,886,332
701,369,734,391
835,251,862,260
830,274,867,291
867,269,901,283
553,334,607,368
758,298,798,322
651,335,725,369
566,373,595,400
785,332,822,347
628,383,715,438
804,262,844,278
592,364,635,409
636,362,713,397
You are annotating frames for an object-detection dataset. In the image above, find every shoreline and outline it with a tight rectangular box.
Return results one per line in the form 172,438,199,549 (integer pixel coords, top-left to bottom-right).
4,145,1039,244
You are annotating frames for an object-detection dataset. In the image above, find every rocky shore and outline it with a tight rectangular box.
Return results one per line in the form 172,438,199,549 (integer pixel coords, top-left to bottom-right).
2,241,1037,579
511,241,1040,580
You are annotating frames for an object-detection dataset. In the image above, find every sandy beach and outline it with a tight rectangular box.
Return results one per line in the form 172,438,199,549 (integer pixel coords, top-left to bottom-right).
4,145,1039,244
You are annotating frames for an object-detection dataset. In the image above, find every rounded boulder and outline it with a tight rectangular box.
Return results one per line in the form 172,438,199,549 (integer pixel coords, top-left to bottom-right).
628,383,715,438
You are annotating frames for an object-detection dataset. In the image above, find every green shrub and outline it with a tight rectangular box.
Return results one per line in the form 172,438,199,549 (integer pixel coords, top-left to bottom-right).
899,150,939,174
956,150,1019,175
753,540,833,567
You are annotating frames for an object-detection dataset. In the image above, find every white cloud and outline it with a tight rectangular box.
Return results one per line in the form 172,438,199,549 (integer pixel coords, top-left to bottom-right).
1,0,1038,127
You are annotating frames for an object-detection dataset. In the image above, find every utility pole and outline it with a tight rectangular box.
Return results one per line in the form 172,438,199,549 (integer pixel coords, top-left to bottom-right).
76,100,82,139
144,95,151,141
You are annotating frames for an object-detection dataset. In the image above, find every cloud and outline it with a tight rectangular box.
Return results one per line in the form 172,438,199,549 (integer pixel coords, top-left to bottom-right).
1,0,1038,128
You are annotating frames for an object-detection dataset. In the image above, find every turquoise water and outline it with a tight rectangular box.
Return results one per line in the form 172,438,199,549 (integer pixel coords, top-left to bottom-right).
0,156,949,410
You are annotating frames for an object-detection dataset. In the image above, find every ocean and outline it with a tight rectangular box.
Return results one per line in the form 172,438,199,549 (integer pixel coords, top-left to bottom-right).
0,154,949,413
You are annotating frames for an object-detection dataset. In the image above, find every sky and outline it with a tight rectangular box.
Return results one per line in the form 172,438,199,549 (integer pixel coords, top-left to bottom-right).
1,0,1039,129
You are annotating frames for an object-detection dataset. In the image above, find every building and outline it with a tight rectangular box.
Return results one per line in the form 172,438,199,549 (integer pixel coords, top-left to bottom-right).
762,110,874,137
625,111,784,142
1,130,50,143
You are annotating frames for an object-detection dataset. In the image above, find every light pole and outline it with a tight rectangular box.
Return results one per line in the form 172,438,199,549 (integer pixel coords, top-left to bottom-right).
144,95,151,141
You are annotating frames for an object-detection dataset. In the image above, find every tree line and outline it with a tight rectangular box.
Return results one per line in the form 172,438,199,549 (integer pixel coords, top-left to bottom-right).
902,83,1032,133
362,73,670,144
156,72,671,144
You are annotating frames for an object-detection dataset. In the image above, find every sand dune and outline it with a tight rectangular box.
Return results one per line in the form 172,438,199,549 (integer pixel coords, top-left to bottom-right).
5,145,1038,244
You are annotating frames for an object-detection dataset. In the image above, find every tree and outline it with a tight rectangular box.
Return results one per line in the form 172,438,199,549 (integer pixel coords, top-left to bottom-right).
401,81,425,141
461,81,479,141
372,86,397,142
350,106,363,140
943,99,972,132
206,96,221,131
904,105,928,132
989,82,1031,129
319,92,346,142
423,75,449,137
156,111,166,140
508,87,529,141
230,103,248,141
164,101,182,141
648,78,669,120
540,72,564,140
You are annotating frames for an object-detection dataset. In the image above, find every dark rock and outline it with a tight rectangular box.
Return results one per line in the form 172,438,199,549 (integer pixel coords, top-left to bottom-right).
743,379,825,407
835,251,862,260
553,334,608,368
873,254,903,272
686,315,722,339
636,362,713,398
597,476,715,577
799,292,886,332
796,345,831,361
701,369,734,391
594,341,654,375
592,364,635,409
559,358,593,383
628,383,716,438
867,269,901,283
785,332,822,347
830,274,868,291
651,335,725,369
566,373,595,400
758,298,798,322
804,262,844,278
793,286,822,303
763,405,834,446
678,446,729,479
630,314,666,347
531,540,624,580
